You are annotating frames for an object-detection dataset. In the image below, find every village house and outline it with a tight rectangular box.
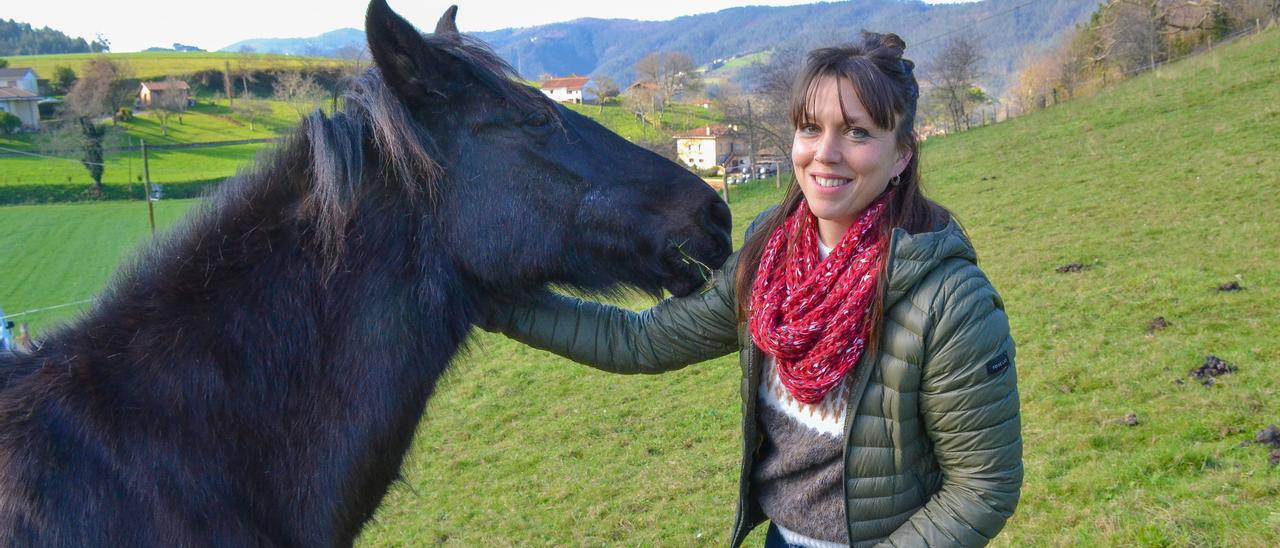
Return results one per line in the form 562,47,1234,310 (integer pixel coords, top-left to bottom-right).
0,68,39,94
138,80,191,108
539,75,593,104
0,68,42,130
674,124,749,173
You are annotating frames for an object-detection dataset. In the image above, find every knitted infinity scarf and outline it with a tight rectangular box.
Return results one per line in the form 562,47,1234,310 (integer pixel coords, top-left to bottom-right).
749,191,893,404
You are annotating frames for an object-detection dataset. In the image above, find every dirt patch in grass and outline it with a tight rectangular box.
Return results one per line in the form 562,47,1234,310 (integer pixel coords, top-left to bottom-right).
1253,425,1280,466
1147,316,1169,334
1188,355,1237,386
1056,262,1088,273
1218,281,1244,292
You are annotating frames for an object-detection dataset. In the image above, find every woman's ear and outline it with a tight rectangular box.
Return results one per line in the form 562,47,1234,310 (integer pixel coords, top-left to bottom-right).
893,146,913,179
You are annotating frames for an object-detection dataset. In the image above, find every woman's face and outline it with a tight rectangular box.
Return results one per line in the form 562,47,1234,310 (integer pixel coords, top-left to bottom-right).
792,75,911,247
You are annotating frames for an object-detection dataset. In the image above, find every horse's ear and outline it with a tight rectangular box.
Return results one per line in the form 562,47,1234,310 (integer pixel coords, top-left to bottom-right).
365,0,463,104
436,5,459,35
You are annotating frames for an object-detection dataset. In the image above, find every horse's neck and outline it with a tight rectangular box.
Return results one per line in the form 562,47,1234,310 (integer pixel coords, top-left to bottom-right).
54,179,473,538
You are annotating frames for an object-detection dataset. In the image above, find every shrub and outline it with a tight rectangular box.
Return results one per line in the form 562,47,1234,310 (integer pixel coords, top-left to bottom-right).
0,112,21,134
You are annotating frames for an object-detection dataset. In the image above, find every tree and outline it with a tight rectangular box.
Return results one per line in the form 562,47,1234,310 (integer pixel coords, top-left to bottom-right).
231,99,272,131
0,58,7,69
633,51,699,122
64,57,134,125
0,112,20,134
273,71,324,118
52,65,76,93
586,75,619,113
926,35,985,133
151,76,187,136
720,41,808,168
79,117,105,193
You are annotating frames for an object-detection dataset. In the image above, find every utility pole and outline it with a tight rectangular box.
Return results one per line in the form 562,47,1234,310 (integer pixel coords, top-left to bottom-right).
746,99,756,183
142,140,156,237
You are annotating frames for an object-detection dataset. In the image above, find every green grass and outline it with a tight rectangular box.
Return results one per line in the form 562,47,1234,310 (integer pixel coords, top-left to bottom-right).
565,102,722,142
0,199,198,329
0,99,304,187
0,51,352,82
0,28,1277,545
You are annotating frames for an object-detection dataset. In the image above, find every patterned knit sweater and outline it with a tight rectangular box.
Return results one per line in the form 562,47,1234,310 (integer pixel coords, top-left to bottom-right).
751,241,851,547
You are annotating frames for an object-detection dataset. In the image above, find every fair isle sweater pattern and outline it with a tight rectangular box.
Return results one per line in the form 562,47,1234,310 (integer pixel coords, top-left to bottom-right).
753,353,851,547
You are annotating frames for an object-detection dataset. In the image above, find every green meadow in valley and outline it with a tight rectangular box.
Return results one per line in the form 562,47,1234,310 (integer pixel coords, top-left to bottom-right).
0,28,1275,546
0,51,352,83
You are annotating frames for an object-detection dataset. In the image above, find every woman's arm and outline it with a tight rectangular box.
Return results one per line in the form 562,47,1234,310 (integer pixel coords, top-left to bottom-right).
884,263,1023,546
485,250,742,374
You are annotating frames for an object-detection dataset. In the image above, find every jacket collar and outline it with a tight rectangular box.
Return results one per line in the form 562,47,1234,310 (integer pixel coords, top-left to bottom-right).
883,217,976,312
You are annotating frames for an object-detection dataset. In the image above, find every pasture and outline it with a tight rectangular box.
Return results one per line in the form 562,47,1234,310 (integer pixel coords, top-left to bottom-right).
0,27,1276,546
0,51,352,82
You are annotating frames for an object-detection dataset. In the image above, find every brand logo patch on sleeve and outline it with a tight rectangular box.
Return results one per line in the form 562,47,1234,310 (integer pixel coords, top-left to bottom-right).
985,353,1011,376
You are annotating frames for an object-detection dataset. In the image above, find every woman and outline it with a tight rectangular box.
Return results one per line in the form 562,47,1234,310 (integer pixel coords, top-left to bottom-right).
488,33,1021,547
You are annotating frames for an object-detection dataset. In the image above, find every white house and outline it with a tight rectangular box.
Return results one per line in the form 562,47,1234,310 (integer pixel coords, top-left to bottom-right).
539,75,594,104
674,125,748,172
0,68,41,130
0,68,38,95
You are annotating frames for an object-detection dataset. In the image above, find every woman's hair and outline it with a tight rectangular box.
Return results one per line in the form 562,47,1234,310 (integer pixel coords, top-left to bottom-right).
734,32,952,352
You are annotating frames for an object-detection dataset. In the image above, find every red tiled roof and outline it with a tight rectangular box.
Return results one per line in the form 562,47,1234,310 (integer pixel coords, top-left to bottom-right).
673,125,736,139
540,75,590,91
141,81,190,91
0,87,39,100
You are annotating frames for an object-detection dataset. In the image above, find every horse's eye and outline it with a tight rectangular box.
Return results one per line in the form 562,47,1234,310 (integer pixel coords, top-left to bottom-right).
524,112,550,128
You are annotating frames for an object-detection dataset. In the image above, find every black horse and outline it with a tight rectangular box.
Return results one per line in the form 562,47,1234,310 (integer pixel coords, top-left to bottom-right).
0,2,731,544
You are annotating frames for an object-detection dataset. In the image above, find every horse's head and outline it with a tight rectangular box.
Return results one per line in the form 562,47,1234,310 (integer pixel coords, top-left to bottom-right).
362,1,731,298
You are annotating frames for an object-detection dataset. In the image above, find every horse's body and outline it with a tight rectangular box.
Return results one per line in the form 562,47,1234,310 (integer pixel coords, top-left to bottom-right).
0,2,730,544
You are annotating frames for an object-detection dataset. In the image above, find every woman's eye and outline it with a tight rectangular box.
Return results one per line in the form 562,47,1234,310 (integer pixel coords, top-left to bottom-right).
798,124,819,135
846,127,869,139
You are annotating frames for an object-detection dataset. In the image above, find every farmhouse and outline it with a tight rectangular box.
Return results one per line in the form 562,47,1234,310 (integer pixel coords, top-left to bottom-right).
0,68,42,130
539,75,593,104
0,68,39,94
674,124,748,172
138,80,191,108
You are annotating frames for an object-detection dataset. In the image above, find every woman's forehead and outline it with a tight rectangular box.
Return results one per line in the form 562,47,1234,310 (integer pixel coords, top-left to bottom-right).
804,75,872,124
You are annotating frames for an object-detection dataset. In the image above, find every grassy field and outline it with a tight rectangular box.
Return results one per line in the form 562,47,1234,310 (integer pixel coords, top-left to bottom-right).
0,28,1276,545
0,51,352,82
565,101,723,142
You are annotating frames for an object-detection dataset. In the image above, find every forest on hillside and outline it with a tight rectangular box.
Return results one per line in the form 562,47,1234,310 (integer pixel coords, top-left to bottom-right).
0,19,107,56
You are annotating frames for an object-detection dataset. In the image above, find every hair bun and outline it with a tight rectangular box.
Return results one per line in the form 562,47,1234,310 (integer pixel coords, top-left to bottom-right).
880,33,907,56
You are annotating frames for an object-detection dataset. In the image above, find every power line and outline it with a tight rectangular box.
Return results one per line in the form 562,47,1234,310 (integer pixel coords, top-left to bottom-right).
914,0,1047,48
0,145,106,167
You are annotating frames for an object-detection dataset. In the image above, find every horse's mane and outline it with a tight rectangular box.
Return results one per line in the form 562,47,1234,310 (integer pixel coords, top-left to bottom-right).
208,32,558,266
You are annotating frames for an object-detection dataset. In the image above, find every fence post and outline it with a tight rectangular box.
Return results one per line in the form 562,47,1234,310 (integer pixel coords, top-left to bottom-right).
143,140,156,237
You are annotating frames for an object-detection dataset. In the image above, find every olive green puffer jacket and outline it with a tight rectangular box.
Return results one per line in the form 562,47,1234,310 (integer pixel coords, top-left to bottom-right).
490,212,1022,547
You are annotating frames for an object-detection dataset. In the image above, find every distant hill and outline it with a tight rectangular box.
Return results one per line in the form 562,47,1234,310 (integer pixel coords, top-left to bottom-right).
219,0,1099,96
0,18,107,56
221,29,367,59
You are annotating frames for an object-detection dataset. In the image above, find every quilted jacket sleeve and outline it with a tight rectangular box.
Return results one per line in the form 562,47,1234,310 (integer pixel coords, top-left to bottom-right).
485,250,741,374
884,261,1022,547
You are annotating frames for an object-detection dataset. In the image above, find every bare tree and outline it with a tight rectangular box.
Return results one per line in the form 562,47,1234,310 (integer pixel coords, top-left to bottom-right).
586,75,620,113
633,51,699,122
151,76,188,136
64,57,134,124
231,99,273,131
925,35,985,132
721,42,807,168
622,82,662,138
273,71,324,118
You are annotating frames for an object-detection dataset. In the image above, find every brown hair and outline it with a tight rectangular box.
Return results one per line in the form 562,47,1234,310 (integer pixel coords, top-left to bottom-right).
734,32,951,355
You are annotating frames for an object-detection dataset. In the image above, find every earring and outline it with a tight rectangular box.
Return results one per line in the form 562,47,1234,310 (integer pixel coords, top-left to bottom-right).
890,174,901,186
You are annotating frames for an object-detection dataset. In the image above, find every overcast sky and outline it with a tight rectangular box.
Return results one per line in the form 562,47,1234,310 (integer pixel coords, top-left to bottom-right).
8,0,979,53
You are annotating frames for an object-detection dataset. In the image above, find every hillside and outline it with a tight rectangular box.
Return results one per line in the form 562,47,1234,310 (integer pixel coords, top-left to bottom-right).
0,27,1275,545
0,51,352,82
220,0,1099,96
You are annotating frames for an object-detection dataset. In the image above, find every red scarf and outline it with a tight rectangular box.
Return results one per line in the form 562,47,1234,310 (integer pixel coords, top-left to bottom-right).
748,191,893,404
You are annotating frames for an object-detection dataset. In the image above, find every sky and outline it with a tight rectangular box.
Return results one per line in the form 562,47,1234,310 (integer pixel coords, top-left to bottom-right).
8,0,980,54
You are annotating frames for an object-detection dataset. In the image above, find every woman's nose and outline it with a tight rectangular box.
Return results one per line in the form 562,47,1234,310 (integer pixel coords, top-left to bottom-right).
813,132,841,164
